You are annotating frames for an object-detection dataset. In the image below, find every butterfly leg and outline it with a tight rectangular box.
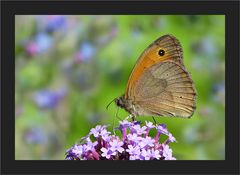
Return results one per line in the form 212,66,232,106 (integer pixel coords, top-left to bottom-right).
152,116,157,125
131,115,136,121
113,107,121,135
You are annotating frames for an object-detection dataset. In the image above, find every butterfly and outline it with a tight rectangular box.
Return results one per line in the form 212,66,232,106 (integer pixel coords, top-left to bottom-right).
114,34,197,120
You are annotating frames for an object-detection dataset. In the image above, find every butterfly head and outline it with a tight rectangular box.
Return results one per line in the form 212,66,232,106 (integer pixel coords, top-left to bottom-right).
114,96,125,108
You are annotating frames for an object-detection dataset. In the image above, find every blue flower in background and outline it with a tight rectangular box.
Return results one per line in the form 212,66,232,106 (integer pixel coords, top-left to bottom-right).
212,83,225,94
212,82,225,105
201,37,216,57
74,42,96,63
25,32,53,56
24,127,47,144
33,88,67,109
35,32,53,53
192,37,217,58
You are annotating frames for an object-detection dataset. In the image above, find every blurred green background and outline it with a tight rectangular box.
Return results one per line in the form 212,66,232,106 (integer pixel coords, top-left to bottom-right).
15,15,225,160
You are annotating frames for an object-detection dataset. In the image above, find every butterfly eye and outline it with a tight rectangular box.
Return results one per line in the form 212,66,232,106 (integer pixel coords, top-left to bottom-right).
158,49,165,56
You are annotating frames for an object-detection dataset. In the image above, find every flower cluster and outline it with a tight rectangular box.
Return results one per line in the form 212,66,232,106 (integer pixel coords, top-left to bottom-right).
65,120,176,160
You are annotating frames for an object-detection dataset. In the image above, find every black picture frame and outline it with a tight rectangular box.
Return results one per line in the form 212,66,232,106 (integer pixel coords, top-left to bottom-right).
1,0,239,174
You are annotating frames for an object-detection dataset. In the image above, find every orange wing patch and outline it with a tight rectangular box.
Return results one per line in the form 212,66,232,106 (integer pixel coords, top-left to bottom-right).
125,34,183,98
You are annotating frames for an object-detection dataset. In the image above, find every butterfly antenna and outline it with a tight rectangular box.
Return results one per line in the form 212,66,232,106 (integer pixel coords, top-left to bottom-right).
106,98,116,110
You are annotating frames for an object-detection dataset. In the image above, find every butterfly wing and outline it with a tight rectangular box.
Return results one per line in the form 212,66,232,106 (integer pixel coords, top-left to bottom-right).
125,34,184,99
131,61,196,118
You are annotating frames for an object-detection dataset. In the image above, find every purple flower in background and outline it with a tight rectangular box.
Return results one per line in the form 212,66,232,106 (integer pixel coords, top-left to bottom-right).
33,91,58,109
74,42,96,63
24,127,47,144
25,41,39,56
46,15,66,33
65,120,176,160
36,15,67,33
33,87,67,109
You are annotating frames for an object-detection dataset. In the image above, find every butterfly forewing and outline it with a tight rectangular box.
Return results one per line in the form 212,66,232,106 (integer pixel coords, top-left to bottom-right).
153,34,184,64
125,34,184,99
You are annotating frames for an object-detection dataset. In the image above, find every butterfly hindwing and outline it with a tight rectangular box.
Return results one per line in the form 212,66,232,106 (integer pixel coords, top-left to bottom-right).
132,61,196,118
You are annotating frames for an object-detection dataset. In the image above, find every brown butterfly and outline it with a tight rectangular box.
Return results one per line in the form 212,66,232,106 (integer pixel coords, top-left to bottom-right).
114,34,197,120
